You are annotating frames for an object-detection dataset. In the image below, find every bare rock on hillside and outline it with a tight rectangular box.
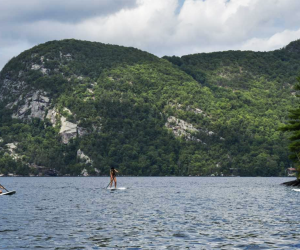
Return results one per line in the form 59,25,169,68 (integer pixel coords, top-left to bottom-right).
46,108,58,126
165,116,201,142
77,149,93,165
5,142,20,160
59,116,87,144
59,116,78,144
0,79,27,101
6,90,50,120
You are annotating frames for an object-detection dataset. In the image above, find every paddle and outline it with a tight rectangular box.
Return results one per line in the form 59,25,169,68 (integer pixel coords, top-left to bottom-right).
0,184,9,192
105,179,113,189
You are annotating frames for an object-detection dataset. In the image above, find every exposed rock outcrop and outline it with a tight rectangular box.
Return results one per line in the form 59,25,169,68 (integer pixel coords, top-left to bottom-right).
59,52,73,61
94,168,100,175
6,92,88,143
165,116,221,142
168,102,209,117
187,106,208,117
31,64,41,70
165,116,201,142
5,142,20,159
78,127,88,137
59,116,78,144
59,116,88,144
46,108,58,126
6,142,17,152
6,90,50,120
63,107,72,115
80,167,100,176
30,61,50,75
0,78,27,102
81,168,89,177
77,149,93,165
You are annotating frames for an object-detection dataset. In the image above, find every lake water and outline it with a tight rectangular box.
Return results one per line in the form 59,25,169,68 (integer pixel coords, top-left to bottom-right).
0,177,299,249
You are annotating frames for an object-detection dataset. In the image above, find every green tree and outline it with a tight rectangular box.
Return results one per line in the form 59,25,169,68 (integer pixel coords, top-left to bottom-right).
281,77,300,178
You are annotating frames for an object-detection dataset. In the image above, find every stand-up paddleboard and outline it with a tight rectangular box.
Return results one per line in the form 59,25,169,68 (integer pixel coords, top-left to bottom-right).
0,190,16,196
292,189,300,192
107,187,127,190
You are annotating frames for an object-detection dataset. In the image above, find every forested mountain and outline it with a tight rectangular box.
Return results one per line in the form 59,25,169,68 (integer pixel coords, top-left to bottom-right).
0,39,299,176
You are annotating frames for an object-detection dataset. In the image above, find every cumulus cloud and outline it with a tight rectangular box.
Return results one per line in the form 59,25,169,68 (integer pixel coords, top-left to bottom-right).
241,29,300,51
1,0,300,70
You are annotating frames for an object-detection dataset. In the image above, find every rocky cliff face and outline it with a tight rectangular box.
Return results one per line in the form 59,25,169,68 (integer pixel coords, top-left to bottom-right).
46,108,58,126
0,78,27,102
4,89,87,144
59,117,87,144
6,90,50,120
59,117,78,144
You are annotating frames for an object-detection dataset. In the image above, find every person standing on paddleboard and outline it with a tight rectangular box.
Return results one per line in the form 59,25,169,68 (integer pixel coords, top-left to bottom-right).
110,166,118,188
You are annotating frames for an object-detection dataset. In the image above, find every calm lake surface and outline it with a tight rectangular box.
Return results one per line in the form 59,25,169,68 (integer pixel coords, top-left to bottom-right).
0,177,299,249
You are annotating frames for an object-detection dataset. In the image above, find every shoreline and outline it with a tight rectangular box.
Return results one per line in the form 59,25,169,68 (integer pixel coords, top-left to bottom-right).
0,175,296,178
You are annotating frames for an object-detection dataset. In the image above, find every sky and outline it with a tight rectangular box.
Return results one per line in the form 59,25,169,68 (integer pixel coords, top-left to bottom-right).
1,0,300,70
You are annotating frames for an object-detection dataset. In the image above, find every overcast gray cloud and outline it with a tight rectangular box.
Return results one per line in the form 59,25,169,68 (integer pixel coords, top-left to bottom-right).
1,0,300,70
0,0,137,23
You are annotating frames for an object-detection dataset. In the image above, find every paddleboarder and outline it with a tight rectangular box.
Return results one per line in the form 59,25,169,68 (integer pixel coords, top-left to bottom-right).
0,183,16,195
110,166,118,188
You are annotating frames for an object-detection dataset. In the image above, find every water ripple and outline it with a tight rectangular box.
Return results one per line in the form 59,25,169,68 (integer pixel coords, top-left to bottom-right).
0,177,299,249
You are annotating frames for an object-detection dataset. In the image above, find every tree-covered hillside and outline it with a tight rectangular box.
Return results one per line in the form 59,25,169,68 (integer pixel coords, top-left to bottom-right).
0,39,298,176
164,40,300,176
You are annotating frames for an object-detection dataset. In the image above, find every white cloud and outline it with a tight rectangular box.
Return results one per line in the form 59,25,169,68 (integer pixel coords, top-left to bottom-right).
241,29,300,51
79,0,179,50
1,0,300,70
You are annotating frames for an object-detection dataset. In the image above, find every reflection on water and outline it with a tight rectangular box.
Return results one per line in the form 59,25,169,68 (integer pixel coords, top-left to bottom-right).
0,177,300,249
